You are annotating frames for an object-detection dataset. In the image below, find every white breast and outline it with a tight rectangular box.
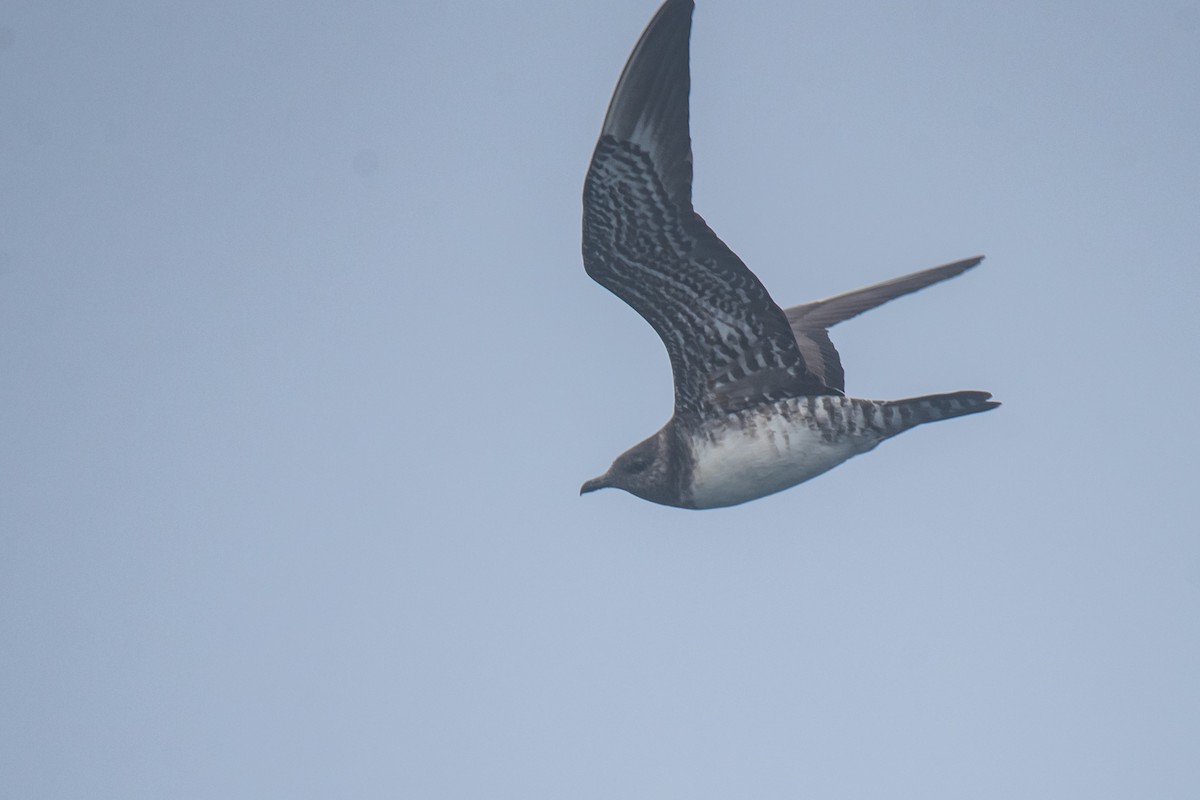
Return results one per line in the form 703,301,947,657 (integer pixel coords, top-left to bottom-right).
686,408,877,509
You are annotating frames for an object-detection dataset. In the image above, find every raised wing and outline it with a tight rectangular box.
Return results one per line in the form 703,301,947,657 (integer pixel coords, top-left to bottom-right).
582,0,837,420
784,256,984,392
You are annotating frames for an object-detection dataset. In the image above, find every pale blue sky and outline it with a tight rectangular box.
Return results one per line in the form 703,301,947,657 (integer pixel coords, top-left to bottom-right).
2,1,1198,798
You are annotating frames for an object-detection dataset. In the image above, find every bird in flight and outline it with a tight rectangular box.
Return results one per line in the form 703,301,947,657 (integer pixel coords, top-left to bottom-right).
580,0,997,509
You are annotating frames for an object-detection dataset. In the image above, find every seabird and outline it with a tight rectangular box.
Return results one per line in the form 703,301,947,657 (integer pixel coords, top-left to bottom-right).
580,0,997,509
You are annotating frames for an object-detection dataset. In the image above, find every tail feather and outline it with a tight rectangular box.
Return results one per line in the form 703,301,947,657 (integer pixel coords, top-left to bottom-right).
884,391,999,433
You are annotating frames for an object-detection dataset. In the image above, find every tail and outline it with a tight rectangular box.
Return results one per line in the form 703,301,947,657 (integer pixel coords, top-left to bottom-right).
882,391,999,434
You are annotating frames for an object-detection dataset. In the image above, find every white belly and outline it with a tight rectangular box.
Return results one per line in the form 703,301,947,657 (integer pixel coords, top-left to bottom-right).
686,409,878,509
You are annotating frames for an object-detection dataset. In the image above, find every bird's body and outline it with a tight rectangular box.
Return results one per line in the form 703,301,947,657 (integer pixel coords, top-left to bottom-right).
686,399,883,510
580,0,997,509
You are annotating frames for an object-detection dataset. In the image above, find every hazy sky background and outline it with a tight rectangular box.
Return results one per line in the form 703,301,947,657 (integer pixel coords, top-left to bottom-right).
2,1,1198,797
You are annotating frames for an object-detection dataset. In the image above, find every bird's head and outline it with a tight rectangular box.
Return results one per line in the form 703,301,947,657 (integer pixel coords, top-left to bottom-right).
580,429,675,505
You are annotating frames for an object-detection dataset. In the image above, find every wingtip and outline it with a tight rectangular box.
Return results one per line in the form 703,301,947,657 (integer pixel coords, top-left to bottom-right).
599,0,695,141
943,254,985,274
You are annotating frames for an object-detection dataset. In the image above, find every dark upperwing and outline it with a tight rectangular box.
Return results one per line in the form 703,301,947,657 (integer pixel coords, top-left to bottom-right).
582,0,839,420
784,256,984,392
